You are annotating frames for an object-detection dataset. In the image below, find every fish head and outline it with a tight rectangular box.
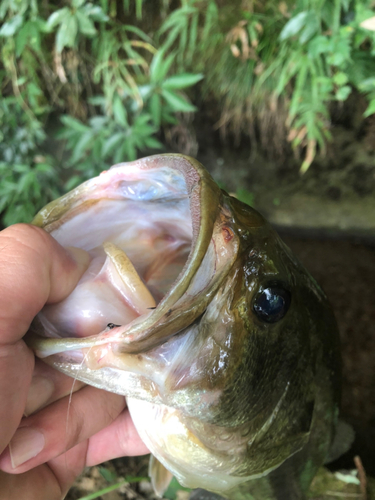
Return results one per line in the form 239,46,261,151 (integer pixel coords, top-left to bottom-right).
27,154,340,494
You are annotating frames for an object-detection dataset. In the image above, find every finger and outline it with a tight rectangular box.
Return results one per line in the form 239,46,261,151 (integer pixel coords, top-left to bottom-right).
86,407,149,465
47,410,150,495
0,467,63,500
0,386,125,473
24,359,86,417
0,223,90,343
0,342,34,456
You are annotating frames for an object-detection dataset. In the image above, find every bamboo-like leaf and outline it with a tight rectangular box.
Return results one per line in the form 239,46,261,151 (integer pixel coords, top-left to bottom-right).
113,96,128,127
71,131,93,164
163,73,203,89
144,137,163,149
158,6,196,35
202,1,218,42
60,115,90,133
279,11,309,41
150,51,175,83
102,132,125,158
124,24,153,44
161,89,196,112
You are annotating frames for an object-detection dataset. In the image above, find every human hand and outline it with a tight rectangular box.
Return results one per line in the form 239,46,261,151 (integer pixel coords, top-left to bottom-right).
0,224,149,499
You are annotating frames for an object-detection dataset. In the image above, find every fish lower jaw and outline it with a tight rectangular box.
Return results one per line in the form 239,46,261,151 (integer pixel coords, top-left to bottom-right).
126,398,264,495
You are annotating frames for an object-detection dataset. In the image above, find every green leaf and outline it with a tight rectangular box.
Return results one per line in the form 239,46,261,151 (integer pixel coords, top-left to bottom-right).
280,12,308,41
56,14,78,52
88,95,106,106
64,175,82,191
133,113,153,129
308,35,330,57
135,0,143,20
76,10,96,36
102,132,125,158
358,77,375,93
333,72,349,86
89,116,108,130
15,19,42,56
364,98,375,117
46,8,70,30
0,14,24,37
71,131,93,164
124,24,153,43
16,76,27,86
144,137,163,149
72,0,86,8
335,85,351,101
77,478,147,500
98,467,117,483
60,115,90,133
163,73,203,90
161,90,196,112
112,96,128,127
316,76,334,94
150,51,175,83
83,4,108,22
163,477,191,500
149,94,161,127
299,12,320,44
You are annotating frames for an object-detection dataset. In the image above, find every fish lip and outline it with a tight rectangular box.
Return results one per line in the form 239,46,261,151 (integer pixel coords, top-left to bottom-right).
28,154,238,357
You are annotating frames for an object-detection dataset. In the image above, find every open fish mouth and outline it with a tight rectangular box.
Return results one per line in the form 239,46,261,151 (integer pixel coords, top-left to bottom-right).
28,154,241,397
26,154,341,496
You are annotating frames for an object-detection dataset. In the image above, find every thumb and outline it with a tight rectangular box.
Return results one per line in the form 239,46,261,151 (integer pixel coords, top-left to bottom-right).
0,223,90,343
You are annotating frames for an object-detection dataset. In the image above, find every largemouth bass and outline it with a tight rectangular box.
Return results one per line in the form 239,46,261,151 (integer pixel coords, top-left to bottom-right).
28,154,341,500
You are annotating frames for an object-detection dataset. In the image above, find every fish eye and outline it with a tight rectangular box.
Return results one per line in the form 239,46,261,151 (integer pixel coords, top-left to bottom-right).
253,283,291,323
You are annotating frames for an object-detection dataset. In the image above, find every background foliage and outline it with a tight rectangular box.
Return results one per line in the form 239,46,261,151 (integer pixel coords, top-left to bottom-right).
1,0,375,225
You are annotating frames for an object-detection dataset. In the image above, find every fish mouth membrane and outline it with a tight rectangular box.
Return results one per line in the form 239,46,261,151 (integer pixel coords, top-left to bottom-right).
33,157,199,347
29,155,231,364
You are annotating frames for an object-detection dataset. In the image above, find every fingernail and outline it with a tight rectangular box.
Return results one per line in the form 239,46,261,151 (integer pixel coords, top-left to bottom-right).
9,428,45,468
24,376,55,416
65,246,91,270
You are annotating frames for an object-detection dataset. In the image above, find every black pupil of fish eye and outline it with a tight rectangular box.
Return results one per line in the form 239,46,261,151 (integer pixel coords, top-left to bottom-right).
253,286,291,323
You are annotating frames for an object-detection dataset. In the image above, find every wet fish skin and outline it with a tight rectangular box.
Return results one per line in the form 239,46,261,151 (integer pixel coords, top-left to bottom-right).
182,194,341,498
26,154,341,500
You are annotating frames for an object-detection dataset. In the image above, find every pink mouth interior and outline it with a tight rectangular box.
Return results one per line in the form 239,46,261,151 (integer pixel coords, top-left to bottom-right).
38,165,193,339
